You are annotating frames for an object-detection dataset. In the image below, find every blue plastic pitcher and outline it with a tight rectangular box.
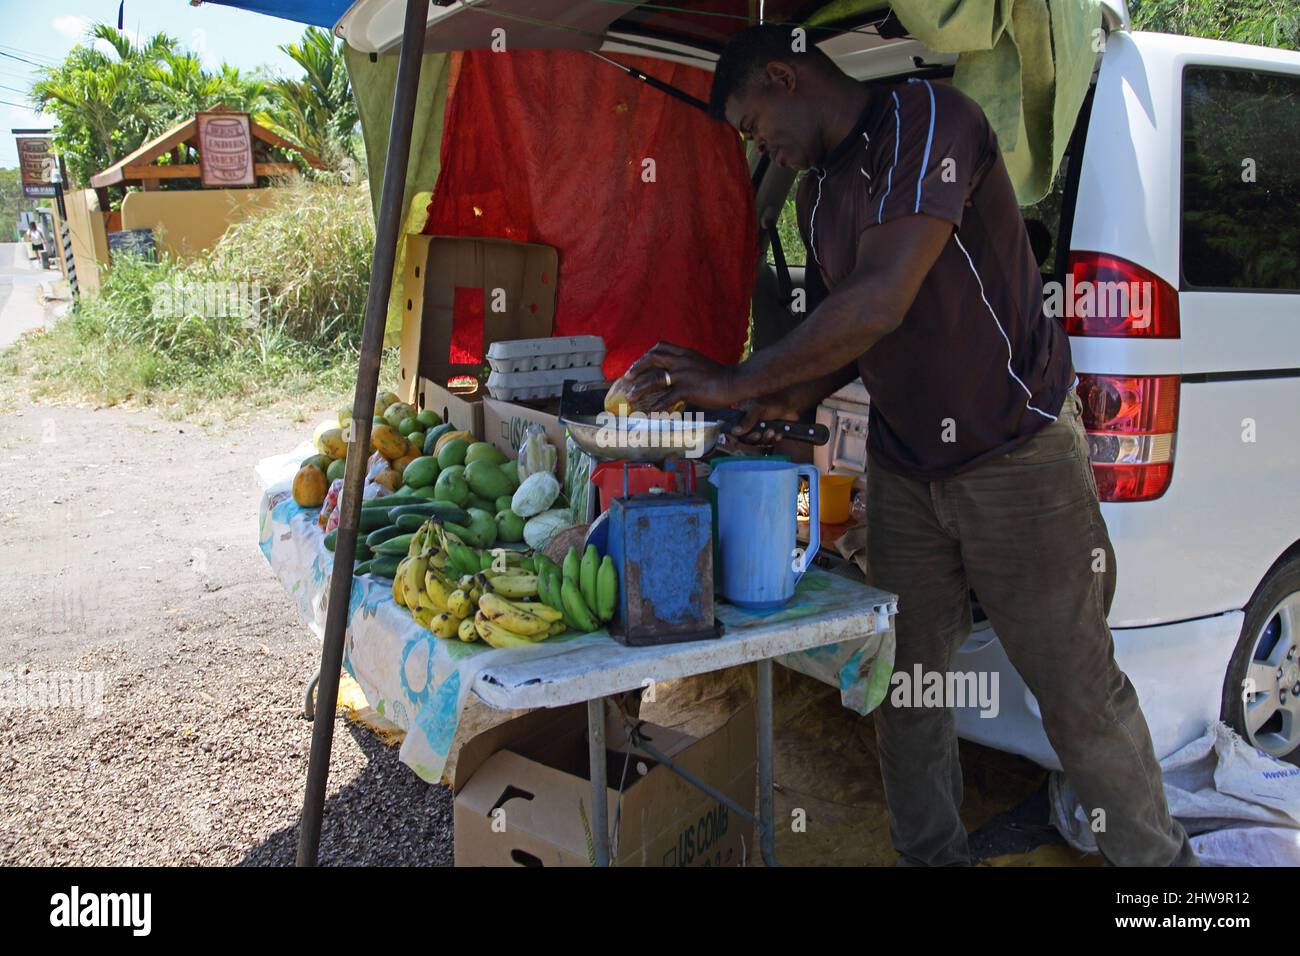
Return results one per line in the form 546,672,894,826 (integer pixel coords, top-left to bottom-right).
709,460,819,609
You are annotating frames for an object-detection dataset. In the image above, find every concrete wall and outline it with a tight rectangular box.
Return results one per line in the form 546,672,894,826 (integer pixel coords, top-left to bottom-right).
119,188,279,260
63,188,110,295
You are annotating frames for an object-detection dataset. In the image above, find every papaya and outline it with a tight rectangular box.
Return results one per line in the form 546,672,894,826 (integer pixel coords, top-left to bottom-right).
316,427,348,460
383,402,416,429
373,468,403,492
392,453,418,475
292,465,328,507
370,423,407,460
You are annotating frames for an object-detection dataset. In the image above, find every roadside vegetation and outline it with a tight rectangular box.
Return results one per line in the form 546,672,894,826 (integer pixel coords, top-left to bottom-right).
1,181,394,420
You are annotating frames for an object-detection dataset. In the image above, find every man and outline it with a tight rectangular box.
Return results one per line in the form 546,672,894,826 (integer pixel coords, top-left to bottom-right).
626,25,1193,866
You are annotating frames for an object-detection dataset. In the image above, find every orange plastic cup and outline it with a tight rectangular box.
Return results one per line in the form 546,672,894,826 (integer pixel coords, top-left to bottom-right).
819,473,855,524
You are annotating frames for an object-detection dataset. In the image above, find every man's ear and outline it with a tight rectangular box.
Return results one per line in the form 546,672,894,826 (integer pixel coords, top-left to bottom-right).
765,61,797,92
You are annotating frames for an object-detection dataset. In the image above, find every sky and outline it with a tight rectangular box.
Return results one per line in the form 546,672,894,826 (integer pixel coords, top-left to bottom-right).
0,0,314,167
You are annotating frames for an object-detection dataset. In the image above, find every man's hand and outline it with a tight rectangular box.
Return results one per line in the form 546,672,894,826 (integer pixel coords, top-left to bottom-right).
625,342,738,410
730,393,807,446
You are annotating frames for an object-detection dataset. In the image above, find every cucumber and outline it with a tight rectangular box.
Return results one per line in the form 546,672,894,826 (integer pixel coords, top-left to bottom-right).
360,509,392,533
395,513,427,532
324,530,337,552
361,492,423,509
365,525,405,550
353,560,373,576
388,501,470,525
355,541,374,562
372,533,416,556
368,554,401,578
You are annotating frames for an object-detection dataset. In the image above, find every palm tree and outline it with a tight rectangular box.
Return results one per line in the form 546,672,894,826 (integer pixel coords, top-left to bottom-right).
258,27,358,169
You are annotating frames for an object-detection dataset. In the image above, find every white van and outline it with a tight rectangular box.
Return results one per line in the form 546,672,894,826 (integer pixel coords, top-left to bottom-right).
797,8,1300,763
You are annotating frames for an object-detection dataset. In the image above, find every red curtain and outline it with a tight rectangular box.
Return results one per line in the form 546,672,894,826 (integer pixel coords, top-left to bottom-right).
424,49,755,379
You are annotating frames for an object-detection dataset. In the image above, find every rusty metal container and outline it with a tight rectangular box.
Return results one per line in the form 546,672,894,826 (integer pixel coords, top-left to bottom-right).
605,493,717,646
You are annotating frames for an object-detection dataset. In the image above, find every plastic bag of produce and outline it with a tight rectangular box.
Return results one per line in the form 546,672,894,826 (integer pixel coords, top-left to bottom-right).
366,450,389,481
564,435,594,522
516,423,558,482
318,479,344,527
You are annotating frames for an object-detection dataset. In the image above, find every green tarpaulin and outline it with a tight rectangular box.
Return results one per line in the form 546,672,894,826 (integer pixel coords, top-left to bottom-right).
812,0,1100,203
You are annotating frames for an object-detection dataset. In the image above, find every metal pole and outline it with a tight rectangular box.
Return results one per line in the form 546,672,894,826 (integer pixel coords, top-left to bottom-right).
296,0,430,867
588,698,610,866
757,658,777,866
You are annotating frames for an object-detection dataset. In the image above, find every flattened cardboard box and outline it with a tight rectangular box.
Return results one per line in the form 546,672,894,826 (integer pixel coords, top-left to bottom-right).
481,396,572,480
399,234,557,405
455,702,756,867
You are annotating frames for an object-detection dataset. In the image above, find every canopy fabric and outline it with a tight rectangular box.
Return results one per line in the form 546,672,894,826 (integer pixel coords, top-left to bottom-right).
344,45,457,345
199,0,350,28
421,49,754,379
811,0,1101,203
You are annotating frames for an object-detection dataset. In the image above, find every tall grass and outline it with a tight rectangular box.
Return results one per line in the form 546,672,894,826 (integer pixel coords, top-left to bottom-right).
3,180,393,419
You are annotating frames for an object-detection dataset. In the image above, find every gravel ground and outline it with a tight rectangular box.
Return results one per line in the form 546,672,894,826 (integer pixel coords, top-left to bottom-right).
0,402,452,866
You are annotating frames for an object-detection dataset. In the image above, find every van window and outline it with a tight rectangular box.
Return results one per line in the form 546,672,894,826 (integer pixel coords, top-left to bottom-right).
766,173,807,268
1182,67,1300,291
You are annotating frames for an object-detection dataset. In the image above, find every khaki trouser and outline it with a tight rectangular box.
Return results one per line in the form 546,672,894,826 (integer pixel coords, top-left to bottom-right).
866,389,1195,866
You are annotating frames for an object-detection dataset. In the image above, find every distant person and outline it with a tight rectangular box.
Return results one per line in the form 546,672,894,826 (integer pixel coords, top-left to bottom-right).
26,222,49,270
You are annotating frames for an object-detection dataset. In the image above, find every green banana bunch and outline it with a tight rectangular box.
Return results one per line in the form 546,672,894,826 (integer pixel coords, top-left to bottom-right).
596,556,616,623
561,578,599,632
563,547,580,587
580,545,599,610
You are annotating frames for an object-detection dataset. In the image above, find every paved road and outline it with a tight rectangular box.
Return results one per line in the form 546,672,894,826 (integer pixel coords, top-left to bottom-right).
0,242,61,348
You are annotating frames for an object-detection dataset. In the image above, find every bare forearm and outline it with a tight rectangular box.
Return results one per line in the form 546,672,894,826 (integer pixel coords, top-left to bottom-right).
773,363,858,415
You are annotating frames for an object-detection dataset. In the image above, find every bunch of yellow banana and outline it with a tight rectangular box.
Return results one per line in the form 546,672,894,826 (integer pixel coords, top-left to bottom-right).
474,568,541,600
474,591,565,647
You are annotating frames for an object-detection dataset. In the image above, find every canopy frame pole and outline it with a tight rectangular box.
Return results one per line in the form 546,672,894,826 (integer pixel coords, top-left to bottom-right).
296,0,431,867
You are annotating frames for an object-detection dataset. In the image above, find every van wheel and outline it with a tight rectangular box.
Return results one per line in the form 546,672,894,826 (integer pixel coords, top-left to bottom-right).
1222,556,1300,762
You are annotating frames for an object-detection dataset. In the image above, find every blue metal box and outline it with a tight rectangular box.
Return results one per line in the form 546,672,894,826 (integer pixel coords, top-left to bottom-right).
605,493,716,646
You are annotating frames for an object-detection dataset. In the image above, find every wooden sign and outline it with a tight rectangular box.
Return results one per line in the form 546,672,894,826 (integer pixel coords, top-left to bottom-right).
196,111,255,188
16,136,56,198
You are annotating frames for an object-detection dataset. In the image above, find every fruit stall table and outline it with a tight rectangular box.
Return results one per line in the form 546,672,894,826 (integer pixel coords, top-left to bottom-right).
257,445,897,865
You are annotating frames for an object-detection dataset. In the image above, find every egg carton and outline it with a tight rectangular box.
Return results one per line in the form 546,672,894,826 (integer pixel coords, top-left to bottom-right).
486,364,606,402
486,336,606,374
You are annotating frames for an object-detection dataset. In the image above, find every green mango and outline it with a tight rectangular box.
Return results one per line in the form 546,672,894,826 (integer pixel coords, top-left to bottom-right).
498,459,521,493
496,509,525,543
464,442,508,467
464,458,512,501
434,468,470,507
402,456,440,489
437,437,470,470
495,495,515,514
467,508,498,549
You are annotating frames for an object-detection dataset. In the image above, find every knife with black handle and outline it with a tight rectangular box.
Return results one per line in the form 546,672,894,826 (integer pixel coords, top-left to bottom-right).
699,407,830,446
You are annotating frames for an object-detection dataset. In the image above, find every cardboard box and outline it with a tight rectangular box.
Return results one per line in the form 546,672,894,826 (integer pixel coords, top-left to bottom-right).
454,702,756,867
418,377,484,438
481,396,575,479
398,234,558,405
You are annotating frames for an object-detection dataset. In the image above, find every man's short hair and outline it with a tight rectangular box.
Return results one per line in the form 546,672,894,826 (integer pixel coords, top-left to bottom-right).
709,24,836,121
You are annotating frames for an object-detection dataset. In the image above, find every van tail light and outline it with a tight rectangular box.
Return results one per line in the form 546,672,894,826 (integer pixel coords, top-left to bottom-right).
1077,374,1180,502
1064,252,1180,338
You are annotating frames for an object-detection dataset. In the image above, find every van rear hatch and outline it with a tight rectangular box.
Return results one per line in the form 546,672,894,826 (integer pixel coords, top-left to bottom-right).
337,0,863,55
